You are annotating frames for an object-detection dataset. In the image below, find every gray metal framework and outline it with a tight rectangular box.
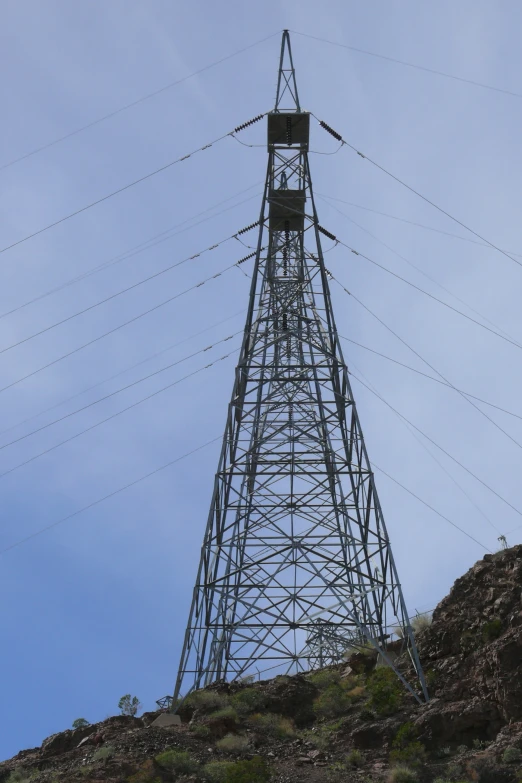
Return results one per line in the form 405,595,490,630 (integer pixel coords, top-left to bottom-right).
173,30,428,704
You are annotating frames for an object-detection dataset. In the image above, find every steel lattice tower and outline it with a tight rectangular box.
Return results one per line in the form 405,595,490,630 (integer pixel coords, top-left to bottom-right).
174,31,428,704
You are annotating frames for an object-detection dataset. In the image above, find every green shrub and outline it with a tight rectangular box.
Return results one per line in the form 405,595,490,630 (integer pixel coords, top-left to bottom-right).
209,706,238,722
482,618,502,643
216,734,250,754
155,749,199,775
92,746,114,761
388,766,419,783
456,744,468,754
308,669,342,689
503,746,522,763
190,722,212,738
346,748,363,767
346,684,366,700
389,723,426,768
367,667,402,716
301,720,343,750
118,694,141,716
188,690,230,713
224,756,271,783
72,717,90,729
201,761,236,782
313,684,351,719
6,771,33,783
230,688,267,717
127,760,162,783
248,712,295,738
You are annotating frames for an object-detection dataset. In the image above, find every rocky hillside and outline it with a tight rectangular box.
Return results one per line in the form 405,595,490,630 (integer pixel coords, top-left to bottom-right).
2,546,522,783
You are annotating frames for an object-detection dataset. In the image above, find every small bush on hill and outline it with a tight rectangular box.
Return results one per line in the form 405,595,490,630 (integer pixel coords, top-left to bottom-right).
72,718,90,729
367,667,403,716
93,746,114,761
118,694,141,717
388,766,419,783
6,771,33,783
224,756,271,783
503,747,522,763
482,618,502,642
216,734,250,754
188,690,230,713
209,706,238,722
249,712,295,738
190,722,212,738
155,749,199,775
411,613,432,634
201,761,236,782
389,723,426,768
346,684,366,700
230,688,267,717
313,683,351,719
308,669,342,689
301,719,343,749
346,748,363,767
127,760,161,783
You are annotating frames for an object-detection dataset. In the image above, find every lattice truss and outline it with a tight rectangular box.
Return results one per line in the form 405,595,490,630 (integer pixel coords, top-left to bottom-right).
174,31,427,704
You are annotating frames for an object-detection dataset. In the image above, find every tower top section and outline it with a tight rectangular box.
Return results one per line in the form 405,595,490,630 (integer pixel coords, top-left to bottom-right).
274,30,301,113
269,31,310,151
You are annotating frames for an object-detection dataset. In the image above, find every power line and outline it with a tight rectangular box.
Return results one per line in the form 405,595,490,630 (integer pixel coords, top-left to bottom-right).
0,332,239,453
0,117,264,256
0,309,245,442
333,273,522,476
315,114,522,272
0,223,254,356
319,194,517,343
339,333,522,423
0,184,261,322
0,32,278,172
0,347,237,482
318,192,522,258
292,30,522,100
346,353,500,536
0,436,221,555
333,237,522,353
372,461,491,552
0,257,244,395
350,370,522,521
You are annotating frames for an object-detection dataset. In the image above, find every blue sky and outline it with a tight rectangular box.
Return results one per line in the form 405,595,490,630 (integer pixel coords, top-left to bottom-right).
2,0,522,760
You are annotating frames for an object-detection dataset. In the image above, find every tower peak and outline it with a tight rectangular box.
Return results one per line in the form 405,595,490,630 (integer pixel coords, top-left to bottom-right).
274,30,301,112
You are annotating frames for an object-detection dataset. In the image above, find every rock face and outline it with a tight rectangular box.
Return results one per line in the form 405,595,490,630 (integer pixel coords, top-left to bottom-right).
417,545,522,726
2,546,522,783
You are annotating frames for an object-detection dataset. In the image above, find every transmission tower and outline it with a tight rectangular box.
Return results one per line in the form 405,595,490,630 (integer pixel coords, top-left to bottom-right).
173,30,428,704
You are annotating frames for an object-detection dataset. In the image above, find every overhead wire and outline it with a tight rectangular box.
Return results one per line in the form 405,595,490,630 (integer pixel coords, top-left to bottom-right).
0,31,278,172
0,183,262,322
338,333,522,423
0,332,240,453
0,308,246,441
0,222,257,356
0,436,222,555
328,241,522,453
314,114,522,272
318,192,522,259
318,193,517,343
0,250,255,395
333,274,522,487
345,352,500,537
0,344,238,481
0,115,266,256
349,369,522,521
372,460,492,552
331,235,522,352
292,30,522,100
